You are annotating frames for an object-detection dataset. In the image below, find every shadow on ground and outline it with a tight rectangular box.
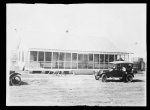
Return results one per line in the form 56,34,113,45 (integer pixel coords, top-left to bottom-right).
9,81,29,86
106,79,144,83
20,81,29,85
132,79,145,82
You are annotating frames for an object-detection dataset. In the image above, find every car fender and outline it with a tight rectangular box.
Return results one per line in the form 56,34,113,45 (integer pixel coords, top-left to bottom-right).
94,70,102,76
126,73,134,77
99,73,103,77
97,70,103,77
100,72,107,77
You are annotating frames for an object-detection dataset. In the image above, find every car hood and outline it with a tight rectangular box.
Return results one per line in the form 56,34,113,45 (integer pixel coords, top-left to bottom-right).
100,70,110,73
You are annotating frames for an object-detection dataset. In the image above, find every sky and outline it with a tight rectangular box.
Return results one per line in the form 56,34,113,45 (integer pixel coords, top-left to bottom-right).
7,4,146,58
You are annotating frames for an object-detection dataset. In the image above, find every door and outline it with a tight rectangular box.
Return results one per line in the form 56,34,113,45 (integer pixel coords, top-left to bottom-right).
112,64,123,77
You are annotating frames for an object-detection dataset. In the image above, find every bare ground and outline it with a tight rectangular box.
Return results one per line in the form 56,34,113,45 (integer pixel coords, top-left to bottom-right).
7,71,146,106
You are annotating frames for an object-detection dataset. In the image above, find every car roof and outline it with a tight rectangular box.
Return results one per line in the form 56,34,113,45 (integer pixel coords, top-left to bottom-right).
109,61,133,64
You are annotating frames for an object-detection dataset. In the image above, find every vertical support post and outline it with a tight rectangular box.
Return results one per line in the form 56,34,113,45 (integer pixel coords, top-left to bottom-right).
62,52,64,70
98,54,100,69
77,53,78,69
51,52,53,69
93,54,94,69
83,54,84,69
87,54,89,69
87,54,88,69
44,51,45,69
28,51,30,74
108,54,109,69
37,51,39,69
99,54,101,69
104,54,105,69
114,54,115,61
71,52,72,69
58,52,59,69
64,52,66,69
118,54,120,60
108,54,109,62
124,54,125,61
120,54,121,60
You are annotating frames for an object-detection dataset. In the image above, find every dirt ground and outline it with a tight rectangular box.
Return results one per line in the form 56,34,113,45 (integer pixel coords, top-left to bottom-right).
7,71,146,106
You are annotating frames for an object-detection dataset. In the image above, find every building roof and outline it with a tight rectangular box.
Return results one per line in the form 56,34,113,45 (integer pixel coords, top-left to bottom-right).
20,33,132,54
109,61,133,64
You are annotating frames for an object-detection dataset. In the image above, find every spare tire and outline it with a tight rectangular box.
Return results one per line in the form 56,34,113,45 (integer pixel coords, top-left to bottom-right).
10,75,21,86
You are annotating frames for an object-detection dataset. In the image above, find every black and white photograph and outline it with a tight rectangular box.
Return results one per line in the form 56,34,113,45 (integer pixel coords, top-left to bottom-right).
6,3,146,106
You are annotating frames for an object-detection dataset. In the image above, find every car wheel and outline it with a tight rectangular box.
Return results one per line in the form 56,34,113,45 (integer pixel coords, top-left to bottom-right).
10,75,21,86
102,74,107,82
126,74,133,82
95,75,100,80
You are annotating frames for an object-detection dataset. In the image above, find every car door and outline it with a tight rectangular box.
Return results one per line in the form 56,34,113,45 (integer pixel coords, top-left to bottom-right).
118,64,124,77
113,64,122,77
111,64,118,77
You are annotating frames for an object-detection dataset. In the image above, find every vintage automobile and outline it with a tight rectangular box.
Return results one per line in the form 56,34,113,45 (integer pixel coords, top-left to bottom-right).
94,61,136,82
9,71,21,86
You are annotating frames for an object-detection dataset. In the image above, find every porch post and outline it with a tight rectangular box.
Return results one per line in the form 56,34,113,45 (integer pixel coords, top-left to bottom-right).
93,54,94,69
51,52,53,69
104,54,105,69
28,51,30,74
114,54,115,61
77,53,78,69
71,52,72,69
37,51,39,69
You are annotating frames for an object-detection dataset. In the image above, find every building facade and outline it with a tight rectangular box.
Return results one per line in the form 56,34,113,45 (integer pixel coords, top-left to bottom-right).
17,48,131,73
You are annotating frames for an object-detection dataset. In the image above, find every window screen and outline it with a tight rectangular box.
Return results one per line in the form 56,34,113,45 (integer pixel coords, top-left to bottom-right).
45,52,51,61
30,51,37,61
38,52,44,61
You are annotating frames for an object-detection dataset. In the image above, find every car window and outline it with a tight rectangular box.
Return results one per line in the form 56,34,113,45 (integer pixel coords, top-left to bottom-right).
123,64,128,68
117,64,121,70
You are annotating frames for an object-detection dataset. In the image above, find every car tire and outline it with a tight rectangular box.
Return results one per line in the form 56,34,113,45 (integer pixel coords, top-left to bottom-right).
10,75,21,86
126,74,133,82
101,74,107,82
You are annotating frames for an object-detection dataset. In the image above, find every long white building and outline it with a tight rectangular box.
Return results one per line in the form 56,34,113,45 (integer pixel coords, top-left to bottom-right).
16,35,132,73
